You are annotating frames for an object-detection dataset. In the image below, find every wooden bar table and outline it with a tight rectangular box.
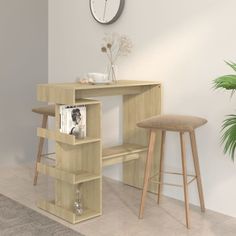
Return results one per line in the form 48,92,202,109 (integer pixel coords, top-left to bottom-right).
36,80,161,224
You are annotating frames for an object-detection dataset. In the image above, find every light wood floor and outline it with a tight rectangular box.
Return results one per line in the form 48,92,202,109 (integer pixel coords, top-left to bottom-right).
0,165,235,236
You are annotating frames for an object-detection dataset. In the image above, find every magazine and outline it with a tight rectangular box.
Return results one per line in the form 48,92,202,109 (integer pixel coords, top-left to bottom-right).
60,105,86,139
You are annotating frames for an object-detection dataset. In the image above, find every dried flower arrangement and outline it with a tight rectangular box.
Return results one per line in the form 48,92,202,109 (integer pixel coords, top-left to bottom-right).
101,33,132,82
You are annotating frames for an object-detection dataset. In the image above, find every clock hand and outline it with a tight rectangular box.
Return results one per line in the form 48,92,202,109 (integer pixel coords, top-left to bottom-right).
103,0,108,21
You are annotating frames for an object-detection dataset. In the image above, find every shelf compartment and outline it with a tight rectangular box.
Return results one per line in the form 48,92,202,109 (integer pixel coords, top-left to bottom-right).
37,200,101,224
102,143,147,167
37,163,100,184
73,98,101,105
37,128,100,145
38,178,101,224
53,102,101,144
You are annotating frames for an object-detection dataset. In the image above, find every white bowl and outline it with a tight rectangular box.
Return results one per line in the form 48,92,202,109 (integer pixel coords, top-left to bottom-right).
87,73,108,82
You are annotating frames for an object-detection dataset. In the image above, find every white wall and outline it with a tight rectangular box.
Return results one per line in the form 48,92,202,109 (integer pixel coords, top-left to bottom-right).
0,0,48,166
49,0,236,217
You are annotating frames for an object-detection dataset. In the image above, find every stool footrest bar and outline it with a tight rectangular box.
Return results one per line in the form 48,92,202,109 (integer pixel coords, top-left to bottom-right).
150,180,183,188
40,152,55,157
150,176,197,187
150,171,196,180
187,176,197,185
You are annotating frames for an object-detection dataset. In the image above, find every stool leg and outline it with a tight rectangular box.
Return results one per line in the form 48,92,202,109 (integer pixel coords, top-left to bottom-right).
189,131,205,212
33,114,48,186
180,132,190,228
139,129,156,219
157,130,166,204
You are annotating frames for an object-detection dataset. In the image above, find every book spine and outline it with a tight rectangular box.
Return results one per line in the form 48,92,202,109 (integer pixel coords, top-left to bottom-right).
62,105,68,134
80,106,86,138
64,105,67,134
67,106,74,135
59,105,62,132
60,105,65,133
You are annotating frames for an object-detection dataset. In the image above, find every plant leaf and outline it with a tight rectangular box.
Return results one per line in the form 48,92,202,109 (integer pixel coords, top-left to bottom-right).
213,75,236,91
221,115,236,161
225,60,236,72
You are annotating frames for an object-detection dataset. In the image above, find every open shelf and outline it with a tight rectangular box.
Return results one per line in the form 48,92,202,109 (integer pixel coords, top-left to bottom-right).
37,128,100,145
37,163,100,184
38,178,101,224
102,143,148,167
74,98,101,105
37,200,101,224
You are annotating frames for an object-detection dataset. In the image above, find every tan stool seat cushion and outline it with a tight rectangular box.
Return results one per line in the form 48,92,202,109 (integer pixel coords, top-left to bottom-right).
137,114,207,131
32,105,55,117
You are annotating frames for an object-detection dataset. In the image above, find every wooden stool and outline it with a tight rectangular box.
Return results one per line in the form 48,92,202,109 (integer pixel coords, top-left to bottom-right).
32,105,55,186
137,114,207,228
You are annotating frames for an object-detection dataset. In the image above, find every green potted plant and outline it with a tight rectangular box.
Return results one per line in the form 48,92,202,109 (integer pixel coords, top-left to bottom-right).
214,61,236,161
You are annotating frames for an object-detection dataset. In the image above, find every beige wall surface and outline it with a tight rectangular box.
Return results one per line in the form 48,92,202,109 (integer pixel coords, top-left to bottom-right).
0,0,48,166
49,0,236,217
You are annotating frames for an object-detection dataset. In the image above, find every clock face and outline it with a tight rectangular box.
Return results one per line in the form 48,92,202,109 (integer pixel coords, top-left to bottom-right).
90,0,125,24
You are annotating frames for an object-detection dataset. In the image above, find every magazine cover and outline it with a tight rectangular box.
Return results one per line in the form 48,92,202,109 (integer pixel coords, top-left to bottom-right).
60,105,86,139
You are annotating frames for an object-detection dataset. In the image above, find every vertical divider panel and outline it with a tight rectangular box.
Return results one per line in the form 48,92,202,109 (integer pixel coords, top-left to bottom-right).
54,102,102,221
123,85,162,193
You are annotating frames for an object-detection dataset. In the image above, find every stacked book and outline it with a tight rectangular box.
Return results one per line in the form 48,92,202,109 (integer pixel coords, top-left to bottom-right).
60,105,86,139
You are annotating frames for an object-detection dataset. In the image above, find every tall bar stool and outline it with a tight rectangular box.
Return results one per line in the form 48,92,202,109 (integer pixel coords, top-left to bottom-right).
32,105,55,186
138,114,207,228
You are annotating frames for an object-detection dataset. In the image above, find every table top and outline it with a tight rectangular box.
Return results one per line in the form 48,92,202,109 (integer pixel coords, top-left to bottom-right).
38,80,160,90
37,80,161,104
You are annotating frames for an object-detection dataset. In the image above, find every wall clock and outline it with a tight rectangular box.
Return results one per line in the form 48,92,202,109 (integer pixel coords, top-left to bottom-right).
90,0,125,25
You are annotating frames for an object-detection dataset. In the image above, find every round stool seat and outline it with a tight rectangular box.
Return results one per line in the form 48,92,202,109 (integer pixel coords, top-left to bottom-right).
32,105,55,117
137,114,207,132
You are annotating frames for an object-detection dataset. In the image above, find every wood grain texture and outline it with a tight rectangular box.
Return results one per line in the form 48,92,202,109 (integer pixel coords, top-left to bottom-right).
33,114,48,186
103,154,139,167
37,163,100,184
37,85,75,105
54,101,102,223
37,200,101,224
102,144,147,167
139,130,156,218
36,80,162,224
37,128,100,145
37,80,161,104
123,84,162,192
157,130,166,204
180,132,190,228
189,131,205,212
